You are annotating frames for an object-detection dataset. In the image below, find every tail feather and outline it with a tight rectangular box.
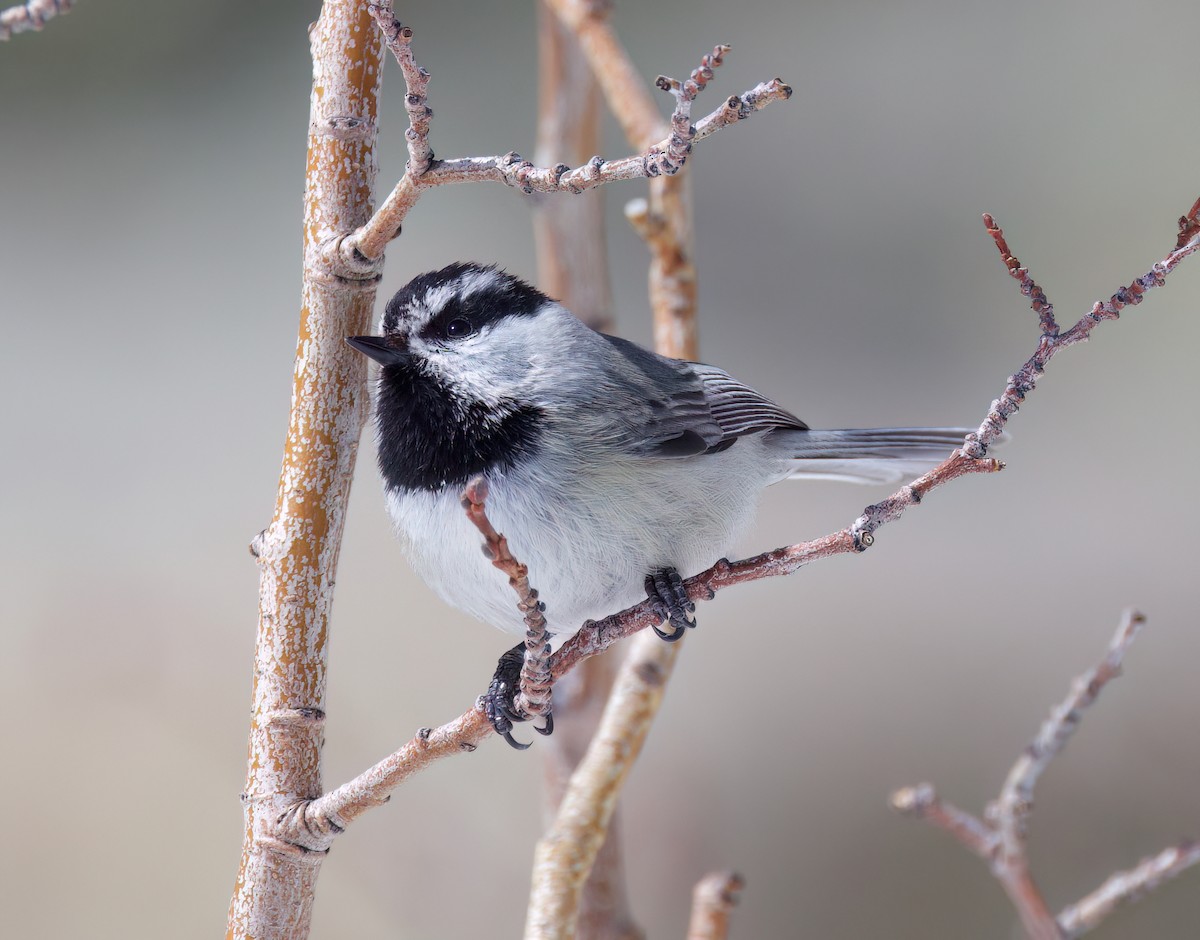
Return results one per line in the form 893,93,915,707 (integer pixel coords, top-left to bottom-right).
766,427,973,484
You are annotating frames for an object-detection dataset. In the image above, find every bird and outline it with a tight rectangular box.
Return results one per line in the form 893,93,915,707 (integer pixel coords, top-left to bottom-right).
348,262,975,745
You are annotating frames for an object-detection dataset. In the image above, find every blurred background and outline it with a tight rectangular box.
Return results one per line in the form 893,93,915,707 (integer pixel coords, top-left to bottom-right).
3,1,1199,937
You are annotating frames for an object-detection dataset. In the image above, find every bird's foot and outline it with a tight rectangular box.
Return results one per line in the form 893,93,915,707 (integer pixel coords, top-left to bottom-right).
645,567,696,642
483,642,554,750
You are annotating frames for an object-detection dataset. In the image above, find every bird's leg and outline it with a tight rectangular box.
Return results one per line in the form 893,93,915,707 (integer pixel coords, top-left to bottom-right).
483,642,554,750
645,567,696,642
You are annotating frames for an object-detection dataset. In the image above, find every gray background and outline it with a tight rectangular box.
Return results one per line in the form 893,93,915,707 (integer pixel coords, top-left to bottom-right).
3,1,1199,937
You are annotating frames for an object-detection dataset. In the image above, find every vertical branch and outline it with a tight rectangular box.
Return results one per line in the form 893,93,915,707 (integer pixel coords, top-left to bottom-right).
532,0,614,332
226,3,383,938
526,639,679,940
528,7,708,936
532,5,638,937
544,0,700,357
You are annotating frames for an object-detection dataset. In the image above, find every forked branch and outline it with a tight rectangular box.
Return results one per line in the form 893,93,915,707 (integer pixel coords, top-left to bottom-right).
891,611,1200,938
342,1,791,266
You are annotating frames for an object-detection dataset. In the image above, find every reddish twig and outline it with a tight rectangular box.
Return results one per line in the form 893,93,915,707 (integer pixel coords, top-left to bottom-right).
892,611,1199,938
961,205,1200,463
984,213,1059,335
462,477,552,722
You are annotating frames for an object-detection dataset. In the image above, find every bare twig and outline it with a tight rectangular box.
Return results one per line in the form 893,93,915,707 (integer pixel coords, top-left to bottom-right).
686,872,744,940
991,612,1146,845
0,0,71,40
346,1,790,265
370,6,432,176
892,611,1200,938
462,477,552,722
1057,841,1200,939
967,208,1200,460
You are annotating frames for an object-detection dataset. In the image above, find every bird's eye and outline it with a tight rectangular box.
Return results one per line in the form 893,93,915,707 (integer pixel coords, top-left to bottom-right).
444,317,474,339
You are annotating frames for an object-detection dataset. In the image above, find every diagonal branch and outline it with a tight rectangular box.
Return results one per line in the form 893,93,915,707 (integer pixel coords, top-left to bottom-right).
1057,841,1200,939
891,610,1200,938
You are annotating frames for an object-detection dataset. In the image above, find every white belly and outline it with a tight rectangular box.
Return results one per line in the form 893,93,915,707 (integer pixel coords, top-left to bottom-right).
384,443,773,644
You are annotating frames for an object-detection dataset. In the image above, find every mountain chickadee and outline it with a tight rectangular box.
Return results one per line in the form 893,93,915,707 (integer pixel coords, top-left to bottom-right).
348,262,971,741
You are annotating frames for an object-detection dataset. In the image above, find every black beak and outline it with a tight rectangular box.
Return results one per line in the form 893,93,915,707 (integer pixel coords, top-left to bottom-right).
346,335,409,365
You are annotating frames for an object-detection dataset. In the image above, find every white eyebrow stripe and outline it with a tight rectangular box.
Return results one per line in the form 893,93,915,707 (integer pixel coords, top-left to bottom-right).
417,269,501,322
455,268,502,299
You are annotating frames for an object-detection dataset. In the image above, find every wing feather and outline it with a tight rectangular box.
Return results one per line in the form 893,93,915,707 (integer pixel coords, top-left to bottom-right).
597,335,806,457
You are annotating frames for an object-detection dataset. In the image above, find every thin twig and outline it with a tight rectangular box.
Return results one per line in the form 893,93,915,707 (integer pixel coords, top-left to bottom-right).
892,611,1200,938
1057,841,1200,939
890,784,999,859
967,209,1200,460
990,612,1146,844
552,452,999,676
369,5,433,176
686,871,744,940
462,477,552,721
0,0,71,40
347,1,790,264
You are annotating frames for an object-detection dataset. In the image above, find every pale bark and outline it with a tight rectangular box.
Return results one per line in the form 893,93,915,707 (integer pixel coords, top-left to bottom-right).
226,3,383,937
531,5,640,936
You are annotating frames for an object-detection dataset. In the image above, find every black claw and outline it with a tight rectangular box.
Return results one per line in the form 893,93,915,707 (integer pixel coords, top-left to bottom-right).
483,641,553,750
652,620,688,642
502,730,531,750
645,567,696,642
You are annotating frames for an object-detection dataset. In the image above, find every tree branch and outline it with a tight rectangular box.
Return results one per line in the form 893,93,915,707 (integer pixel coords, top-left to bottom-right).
0,0,71,40
891,610,1200,938
226,3,383,937
1057,841,1200,939
530,11,642,935
525,13,715,934
345,1,790,265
